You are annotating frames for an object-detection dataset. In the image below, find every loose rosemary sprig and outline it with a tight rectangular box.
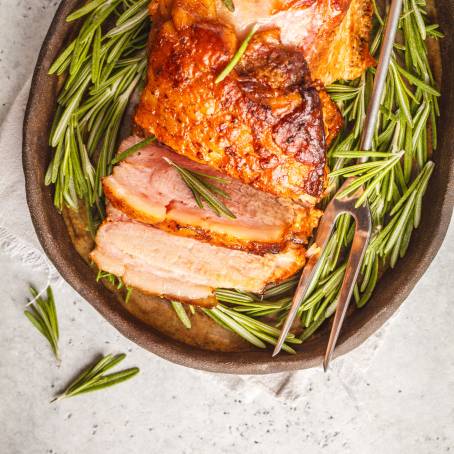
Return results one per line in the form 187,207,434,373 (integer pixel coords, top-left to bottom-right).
163,157,236,219
24,287,60,361
51,353,139,402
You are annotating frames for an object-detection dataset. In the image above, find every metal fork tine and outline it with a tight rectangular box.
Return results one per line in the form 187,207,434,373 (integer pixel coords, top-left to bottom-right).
273,0,402,366
272,201,341,357
323,206,371,370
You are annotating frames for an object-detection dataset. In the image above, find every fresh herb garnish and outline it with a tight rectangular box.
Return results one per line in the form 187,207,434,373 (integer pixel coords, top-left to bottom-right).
203,304,301,354
329,150,404,207
24,287,60,361
51,353,139,402
294,0,441,333
215,24,258,84
46,0,150,212
221,0,235,12
111,136,156,165
163,157,236,219
213,260,348,336
96,270,132,303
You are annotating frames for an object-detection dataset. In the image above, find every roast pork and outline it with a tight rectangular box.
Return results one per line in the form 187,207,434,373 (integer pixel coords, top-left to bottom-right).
104,137,321,254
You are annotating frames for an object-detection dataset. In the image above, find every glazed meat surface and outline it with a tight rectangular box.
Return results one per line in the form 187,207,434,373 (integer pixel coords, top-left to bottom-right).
104,137,321,254
136,23,327,204
135,0,372,203
90,207,306,306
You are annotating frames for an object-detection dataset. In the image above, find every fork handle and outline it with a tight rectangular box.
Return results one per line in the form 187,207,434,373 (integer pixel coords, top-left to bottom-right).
360,0,403,155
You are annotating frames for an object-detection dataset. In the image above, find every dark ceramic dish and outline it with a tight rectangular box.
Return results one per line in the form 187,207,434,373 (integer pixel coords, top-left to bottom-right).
23,0,454,373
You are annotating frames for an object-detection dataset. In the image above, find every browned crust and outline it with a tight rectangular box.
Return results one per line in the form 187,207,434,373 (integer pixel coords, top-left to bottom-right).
319,90,343,146
135,21,329,202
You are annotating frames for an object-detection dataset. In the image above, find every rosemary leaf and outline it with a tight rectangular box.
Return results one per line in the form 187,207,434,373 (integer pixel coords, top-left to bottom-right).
111,136,156,164
215,24,258,83
215,288,256,304
48,40,76,75
262,276,299,299
66,0,107,22
395,63,440,97
125,287,133,304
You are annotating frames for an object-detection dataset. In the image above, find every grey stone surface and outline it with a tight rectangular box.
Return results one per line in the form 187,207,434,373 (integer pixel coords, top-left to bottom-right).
0,1,453,453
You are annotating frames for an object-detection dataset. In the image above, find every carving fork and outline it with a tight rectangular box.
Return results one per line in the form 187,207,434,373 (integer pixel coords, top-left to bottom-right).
273,0,403,369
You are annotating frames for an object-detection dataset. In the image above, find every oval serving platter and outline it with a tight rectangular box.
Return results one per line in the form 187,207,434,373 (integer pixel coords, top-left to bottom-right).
23,0,454,374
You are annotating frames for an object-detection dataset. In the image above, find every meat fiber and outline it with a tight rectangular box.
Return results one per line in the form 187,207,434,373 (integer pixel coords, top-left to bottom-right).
104,137,321,254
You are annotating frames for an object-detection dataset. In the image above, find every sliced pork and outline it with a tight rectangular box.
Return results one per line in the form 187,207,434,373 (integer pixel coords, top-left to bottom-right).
90,209,306,306
104,137,321,254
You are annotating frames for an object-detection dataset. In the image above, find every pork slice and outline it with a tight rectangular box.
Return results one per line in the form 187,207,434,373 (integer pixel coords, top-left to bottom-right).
91,246,216,306
90,217,305,306
104,136,321,254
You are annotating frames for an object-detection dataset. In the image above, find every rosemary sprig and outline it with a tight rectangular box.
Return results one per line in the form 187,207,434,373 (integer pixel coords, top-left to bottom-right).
24,287,60,361
163,157,236,219
202,304,300,354
329,150,405,207
51,353,139,402
46,0,150,213
215,288,291,318
215,24,258,83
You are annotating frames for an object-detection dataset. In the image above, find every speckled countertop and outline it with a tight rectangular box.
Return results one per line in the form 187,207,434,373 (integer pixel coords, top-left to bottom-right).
0,1,453,453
